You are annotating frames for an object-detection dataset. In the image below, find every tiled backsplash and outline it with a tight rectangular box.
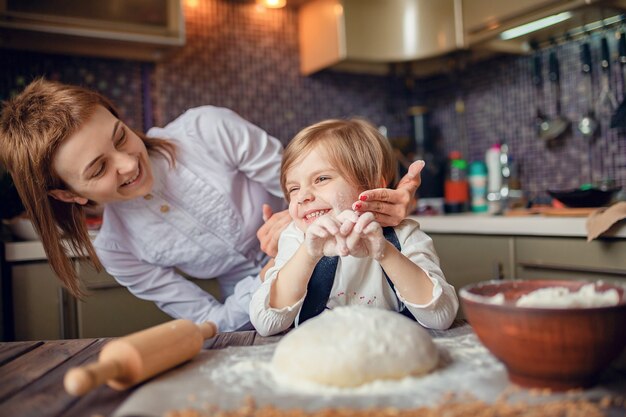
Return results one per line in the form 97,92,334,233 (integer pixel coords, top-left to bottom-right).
1,0,624,198
423,37,626,197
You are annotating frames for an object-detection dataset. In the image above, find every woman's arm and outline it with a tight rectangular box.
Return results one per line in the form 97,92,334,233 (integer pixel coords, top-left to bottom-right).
353,160,424,227
94,243,252,332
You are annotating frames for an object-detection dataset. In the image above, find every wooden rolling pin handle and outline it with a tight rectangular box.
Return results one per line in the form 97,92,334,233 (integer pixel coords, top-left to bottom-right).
64,360,122,396
198,321,218,339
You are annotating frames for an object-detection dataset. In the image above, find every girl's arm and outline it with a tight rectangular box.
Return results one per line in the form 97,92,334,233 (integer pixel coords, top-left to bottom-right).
342,212,457,327
377,242,435,305
270,215,343,308
269,243,319,307
348,212,435,305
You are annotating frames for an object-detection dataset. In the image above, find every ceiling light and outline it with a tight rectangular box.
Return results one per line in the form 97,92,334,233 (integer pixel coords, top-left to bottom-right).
257,0,287,8
499,12,573,40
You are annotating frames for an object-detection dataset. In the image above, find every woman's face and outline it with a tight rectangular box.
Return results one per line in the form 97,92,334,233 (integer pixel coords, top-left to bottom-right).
50,105,154,205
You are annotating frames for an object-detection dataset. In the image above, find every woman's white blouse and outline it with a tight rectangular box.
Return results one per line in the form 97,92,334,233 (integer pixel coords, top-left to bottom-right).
94,106,285,332
250,219,459,336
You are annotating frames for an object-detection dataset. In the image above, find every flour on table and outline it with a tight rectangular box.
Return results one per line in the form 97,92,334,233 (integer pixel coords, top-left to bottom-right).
271,306,438,388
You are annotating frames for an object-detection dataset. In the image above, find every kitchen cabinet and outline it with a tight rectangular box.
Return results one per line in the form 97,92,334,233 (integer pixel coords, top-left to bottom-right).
298,0,460,75
10,260,222,341
430,233,515,317
515,236,626,282
0,0,185,61
463,0,584,43
11,262,64,341
430,234,515,289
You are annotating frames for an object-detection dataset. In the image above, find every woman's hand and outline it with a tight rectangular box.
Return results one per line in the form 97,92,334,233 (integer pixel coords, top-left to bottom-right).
256,205,291,257
352,160,424,227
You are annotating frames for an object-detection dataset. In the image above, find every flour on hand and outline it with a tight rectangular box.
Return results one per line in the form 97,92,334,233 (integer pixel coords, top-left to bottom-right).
271,306,438,387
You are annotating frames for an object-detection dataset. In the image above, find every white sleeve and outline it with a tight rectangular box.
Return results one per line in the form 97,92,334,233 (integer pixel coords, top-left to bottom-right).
95,242,255,332
249,223,305,336
187,106,284,198
394,221,460,330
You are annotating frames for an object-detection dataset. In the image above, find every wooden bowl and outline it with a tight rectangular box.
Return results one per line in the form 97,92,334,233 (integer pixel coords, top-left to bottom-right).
459,279,626,390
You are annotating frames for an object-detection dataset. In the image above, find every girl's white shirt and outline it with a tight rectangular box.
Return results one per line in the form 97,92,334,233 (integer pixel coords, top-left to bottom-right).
249,219,459,336
93,106,285,332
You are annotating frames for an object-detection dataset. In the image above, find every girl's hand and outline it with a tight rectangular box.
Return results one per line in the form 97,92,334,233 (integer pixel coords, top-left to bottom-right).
353,160,424,227
305,215,346,258
256,205,291,257
337,211,385,260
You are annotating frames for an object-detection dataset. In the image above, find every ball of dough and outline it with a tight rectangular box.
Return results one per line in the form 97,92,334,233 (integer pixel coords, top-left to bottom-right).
271,306,438,387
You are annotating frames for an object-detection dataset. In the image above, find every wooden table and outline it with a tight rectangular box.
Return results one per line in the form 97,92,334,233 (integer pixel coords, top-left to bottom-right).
0,321,470,417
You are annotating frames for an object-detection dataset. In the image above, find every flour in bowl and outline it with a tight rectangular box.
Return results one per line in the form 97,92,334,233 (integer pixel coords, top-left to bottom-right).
516,283,620,308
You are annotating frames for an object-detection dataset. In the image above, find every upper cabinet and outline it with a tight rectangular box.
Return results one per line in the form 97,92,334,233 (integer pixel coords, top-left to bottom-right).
0,0,185,61
298,0,626,75
299,0,462,75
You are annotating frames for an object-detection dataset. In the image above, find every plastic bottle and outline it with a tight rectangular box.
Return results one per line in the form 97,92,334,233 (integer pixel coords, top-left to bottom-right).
444,151,469,213
485,144,502,213
468,161,488,212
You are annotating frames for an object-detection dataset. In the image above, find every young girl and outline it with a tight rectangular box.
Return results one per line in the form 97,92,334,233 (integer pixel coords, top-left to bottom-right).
250,119,459,336
0,79,423,334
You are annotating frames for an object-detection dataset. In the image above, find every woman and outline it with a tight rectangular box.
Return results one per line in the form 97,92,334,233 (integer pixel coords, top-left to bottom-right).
0,79,422,332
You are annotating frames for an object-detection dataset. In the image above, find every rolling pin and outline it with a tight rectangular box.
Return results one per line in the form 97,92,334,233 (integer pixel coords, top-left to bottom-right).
64,319,217,396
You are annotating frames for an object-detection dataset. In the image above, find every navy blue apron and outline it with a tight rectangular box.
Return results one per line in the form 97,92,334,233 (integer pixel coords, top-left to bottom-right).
297,226,415,324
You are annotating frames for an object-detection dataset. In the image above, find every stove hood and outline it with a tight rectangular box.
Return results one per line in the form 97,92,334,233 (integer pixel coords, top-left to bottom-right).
298,0,626,76
298,0,463,75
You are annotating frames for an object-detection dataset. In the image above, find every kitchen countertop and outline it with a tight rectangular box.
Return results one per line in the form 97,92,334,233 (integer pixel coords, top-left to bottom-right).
410,214,626,239
2,214,625,264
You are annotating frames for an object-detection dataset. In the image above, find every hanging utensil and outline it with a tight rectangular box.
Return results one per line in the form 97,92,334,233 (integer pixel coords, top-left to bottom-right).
543,43,570,141
596,34,618,117
532,44,550,138
578,37,599,139
610,29,626,128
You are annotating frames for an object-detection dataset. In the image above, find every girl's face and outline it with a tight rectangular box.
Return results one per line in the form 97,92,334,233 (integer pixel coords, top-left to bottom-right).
285,147,359,232
50,105,154,205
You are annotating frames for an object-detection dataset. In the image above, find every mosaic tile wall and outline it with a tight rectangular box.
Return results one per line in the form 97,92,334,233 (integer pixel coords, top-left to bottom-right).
152,0,409,143
1,0,625,199
0,51,145,130
421,33,626,197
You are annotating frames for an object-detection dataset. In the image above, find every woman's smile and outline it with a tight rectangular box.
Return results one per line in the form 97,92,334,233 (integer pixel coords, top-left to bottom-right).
120,160,142,188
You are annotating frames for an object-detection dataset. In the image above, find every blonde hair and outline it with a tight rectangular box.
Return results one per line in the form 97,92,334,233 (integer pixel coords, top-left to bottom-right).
0,78,176,298
281,118,397,200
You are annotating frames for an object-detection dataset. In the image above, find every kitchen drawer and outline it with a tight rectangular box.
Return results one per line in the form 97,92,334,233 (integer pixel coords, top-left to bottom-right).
76,262,222,338
515,237,626,282
431,234,515,288
12,262,64,341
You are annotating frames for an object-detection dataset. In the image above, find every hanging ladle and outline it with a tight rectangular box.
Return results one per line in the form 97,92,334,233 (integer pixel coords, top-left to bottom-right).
532,43,550,138
596,34,618,117
610,28,626,128
543,43,570,141
578,37,599,139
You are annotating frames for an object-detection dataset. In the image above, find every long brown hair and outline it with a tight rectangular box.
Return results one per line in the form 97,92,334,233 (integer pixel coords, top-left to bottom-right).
0,78,176,298
281,118,397,201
